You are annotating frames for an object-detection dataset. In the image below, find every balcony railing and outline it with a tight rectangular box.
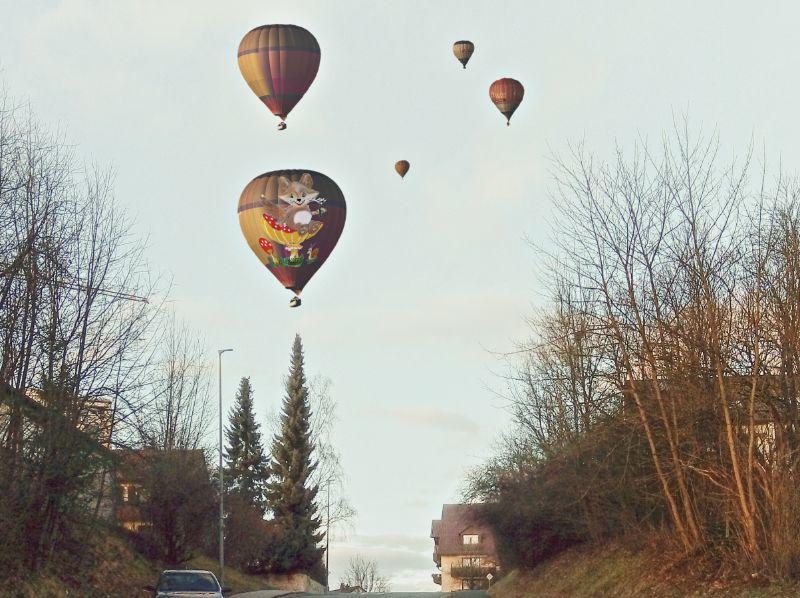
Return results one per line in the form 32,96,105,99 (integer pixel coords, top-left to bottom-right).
449,565,496,579
433,541,488,566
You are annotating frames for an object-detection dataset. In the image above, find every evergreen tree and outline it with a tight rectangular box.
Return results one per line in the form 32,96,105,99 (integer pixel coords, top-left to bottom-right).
263,335,324,574
225,377,269,513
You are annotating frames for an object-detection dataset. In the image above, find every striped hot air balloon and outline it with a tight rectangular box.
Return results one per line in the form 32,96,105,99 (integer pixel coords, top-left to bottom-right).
395,160,410,179
237,25,321,130
452,40,475,69
238,169,346,307
489,78,524,126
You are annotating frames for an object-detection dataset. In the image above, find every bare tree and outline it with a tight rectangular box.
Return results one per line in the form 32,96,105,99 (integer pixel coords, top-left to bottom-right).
307,376,356,532
266,375,355,532
133,314,213,451
470,122,800,578
0,91,159,572
339,554,391,593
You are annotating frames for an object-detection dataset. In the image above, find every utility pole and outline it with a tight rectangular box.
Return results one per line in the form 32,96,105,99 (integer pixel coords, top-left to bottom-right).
325,480,331,593
217,348,233,587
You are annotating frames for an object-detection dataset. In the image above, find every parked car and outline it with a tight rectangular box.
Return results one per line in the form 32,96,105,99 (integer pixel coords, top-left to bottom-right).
143,570,232,597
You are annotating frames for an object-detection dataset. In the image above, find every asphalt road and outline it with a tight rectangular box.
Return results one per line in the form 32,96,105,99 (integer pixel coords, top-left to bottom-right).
234,592,489,598
332,594,488,598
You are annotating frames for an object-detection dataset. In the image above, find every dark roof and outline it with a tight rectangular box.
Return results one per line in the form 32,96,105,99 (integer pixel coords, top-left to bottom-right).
114,448,206,483
430,503,496,557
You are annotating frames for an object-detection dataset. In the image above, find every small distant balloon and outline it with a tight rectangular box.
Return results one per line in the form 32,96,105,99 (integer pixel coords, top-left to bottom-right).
395,160,410,179
452,41,474,69
489,78,524,126
238,24,321,130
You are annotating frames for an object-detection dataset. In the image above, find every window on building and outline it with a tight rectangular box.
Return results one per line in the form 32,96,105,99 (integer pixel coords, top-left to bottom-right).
121,483,141,504
462,557,482,567
463,533,479,545
753,422,776,459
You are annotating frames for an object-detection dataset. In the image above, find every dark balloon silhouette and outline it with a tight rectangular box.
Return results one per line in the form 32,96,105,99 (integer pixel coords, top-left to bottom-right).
395,160,410,179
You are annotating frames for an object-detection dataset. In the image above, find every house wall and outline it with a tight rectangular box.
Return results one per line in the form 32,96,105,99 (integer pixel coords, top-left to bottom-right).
440,555,461,593
263,572,325,594
439,554,497,592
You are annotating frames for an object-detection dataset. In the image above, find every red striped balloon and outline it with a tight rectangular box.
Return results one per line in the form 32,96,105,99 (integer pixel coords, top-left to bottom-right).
489,78,524,126
238,25,321,129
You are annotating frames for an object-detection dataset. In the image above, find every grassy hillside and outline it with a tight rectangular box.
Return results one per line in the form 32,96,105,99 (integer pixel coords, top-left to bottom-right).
10,528,273,598
490,539,800,598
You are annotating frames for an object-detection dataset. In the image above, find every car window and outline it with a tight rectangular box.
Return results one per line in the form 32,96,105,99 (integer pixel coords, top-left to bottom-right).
157,571,219,591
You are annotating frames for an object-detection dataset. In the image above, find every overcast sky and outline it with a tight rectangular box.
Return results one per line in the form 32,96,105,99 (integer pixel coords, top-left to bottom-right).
3,0,800,590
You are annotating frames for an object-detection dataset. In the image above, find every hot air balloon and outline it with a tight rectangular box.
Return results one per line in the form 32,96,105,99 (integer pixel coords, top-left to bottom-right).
453,40,474,69
489,78,524,126
237,25,321,130
239,169,346,307
395,160,410,179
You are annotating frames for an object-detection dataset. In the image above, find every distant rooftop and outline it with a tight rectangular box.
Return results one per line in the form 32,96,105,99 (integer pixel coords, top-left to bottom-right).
430,503,496,557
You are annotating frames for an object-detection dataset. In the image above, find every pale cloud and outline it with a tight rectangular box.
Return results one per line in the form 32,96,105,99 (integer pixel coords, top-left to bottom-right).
329,534,436,592
379,405,481,436
345,533,432,553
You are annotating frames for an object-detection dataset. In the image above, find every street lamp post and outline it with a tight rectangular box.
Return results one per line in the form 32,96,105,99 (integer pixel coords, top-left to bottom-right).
325,481,331,593
217,348,233,587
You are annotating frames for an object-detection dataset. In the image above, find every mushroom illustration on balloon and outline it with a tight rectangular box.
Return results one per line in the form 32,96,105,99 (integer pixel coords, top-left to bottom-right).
260,173,326,264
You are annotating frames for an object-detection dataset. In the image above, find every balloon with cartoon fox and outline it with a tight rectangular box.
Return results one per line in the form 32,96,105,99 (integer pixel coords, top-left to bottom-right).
238,170,346,307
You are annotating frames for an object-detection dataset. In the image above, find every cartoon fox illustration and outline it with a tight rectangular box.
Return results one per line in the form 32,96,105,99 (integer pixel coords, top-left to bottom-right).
272,173,326,236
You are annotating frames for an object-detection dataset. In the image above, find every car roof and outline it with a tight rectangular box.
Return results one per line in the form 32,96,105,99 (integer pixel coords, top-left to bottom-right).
161,570,216,575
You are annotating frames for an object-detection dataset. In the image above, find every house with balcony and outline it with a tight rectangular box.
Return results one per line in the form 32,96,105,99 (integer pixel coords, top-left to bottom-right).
0,386,116,517
431,504,499,592
113,448,208,533
114,449,152,532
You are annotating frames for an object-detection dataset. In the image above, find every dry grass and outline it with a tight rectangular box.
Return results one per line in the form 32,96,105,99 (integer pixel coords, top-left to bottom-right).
10,528,273,598
489,538,800,598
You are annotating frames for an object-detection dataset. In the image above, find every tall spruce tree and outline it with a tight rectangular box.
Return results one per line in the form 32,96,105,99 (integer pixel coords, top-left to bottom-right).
225,377,269,513
264,335,324,574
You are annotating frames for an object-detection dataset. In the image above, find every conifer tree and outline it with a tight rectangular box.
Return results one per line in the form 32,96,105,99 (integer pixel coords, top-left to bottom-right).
264,335,324,573
225,377,269,513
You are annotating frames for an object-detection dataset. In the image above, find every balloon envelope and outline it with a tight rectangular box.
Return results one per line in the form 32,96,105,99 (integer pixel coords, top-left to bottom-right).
238,169,345,301
238,25,321,127
453,40,474,69
489,78,524,125
395,160,410,178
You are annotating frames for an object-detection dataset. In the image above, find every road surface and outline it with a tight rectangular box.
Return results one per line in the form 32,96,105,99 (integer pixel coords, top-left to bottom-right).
234,592,489,598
